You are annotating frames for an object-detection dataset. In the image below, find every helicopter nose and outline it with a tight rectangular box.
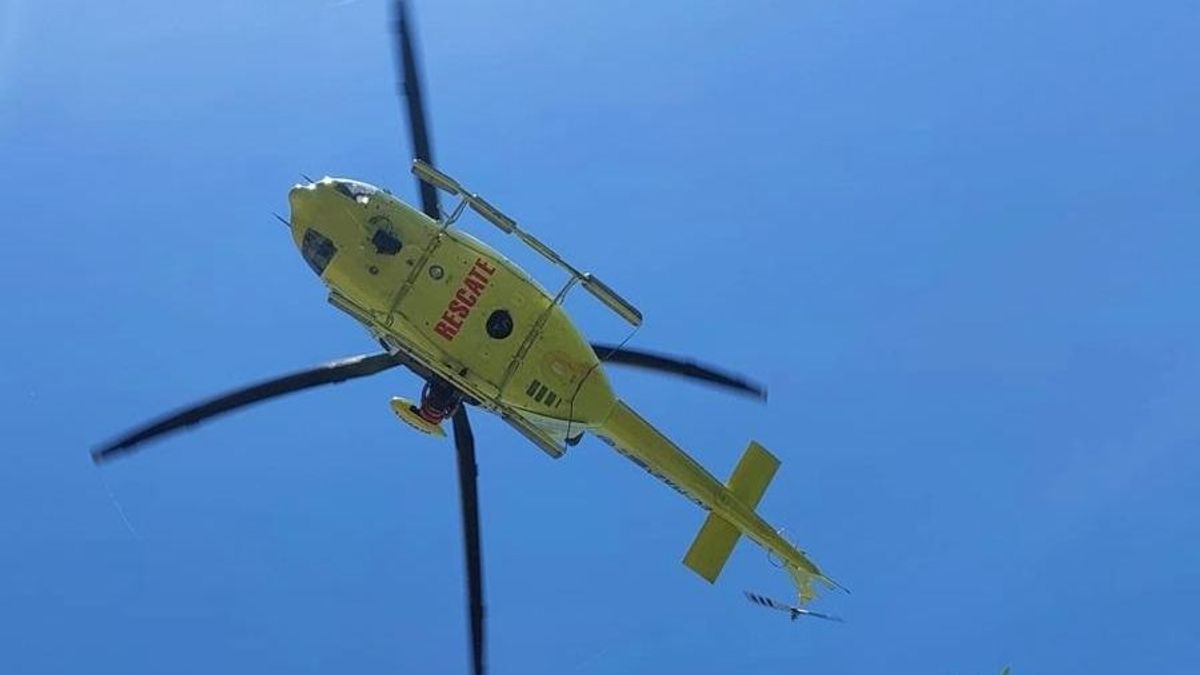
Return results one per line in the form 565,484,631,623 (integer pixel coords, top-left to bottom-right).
289,182,317,215
288,182,325,234
287,181,342,278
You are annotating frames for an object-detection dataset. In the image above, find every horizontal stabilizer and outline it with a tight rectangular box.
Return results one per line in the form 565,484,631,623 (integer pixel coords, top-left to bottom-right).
683,512,740,583
726,441,779,509
682,441,782,584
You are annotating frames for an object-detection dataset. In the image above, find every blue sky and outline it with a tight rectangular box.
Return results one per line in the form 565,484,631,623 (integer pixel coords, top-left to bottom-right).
2,0,1198,672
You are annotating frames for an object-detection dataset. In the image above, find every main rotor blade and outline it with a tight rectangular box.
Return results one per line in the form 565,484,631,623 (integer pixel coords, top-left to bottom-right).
590,343,767,400
450,406,486,675
394,6,485,671
393,0,440,221
92,352,405,464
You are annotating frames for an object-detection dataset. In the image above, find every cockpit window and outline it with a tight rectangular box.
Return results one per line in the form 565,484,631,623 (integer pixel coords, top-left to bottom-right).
302,228,338,276
333,180,376,204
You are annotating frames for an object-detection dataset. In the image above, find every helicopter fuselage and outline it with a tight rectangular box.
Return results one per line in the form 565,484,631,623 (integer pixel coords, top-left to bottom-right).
288,177,615,455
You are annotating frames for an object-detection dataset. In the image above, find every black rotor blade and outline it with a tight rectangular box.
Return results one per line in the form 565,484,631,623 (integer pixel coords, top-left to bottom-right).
450,406,486,675
394,6,485,672
393,0,440,221
92,352,404,464
590,343,767,400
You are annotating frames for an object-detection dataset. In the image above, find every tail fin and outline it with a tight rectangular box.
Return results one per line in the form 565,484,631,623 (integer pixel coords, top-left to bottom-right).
682,442,780,582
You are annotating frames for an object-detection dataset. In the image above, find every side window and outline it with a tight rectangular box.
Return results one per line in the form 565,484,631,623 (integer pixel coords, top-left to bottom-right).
372,228,402,255
302,228,338,276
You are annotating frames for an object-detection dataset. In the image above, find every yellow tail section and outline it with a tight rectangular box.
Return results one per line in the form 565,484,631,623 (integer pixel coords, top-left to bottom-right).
727,441,780,508
682,442,780,583
596,401,832,603
682,513,740,582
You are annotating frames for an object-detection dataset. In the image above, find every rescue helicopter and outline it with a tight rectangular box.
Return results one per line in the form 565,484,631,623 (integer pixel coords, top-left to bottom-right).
92,3,841,673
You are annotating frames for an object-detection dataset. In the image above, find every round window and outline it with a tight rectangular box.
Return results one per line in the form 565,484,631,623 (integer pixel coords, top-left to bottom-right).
486,310,513,339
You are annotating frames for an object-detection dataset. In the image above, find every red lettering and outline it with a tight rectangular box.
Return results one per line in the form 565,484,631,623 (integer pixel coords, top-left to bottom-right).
432,258,498,341
448,299,470,318
454,288,477,307
434,321,458,340
464,276,486,295
474,258,496,275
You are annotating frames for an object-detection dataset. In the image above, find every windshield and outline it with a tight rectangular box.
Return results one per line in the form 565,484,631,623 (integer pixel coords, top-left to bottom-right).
333,180,377,204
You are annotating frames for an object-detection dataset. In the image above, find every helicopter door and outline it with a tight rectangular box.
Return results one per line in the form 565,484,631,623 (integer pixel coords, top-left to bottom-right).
399,239,551,398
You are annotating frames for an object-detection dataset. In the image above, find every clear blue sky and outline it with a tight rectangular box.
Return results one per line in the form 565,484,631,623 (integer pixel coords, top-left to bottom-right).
2,0,1197,672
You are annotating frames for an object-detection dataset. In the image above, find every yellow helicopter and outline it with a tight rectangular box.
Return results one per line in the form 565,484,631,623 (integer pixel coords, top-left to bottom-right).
92,3,840,673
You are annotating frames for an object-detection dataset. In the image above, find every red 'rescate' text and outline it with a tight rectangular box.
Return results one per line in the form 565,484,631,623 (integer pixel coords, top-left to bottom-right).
434,258,497,341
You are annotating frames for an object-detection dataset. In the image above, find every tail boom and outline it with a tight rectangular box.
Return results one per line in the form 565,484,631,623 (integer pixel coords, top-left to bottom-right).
594,400,832,602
